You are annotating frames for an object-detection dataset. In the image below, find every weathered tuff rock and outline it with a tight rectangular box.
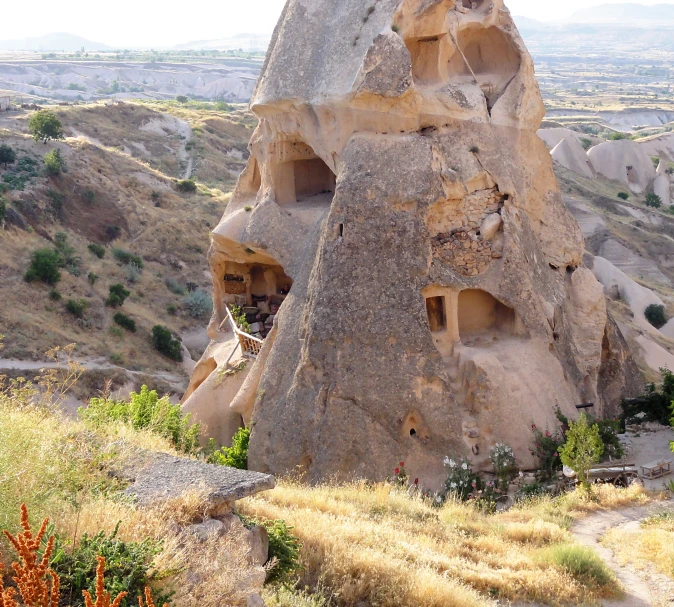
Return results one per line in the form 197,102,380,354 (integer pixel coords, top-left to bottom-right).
187,0,637,484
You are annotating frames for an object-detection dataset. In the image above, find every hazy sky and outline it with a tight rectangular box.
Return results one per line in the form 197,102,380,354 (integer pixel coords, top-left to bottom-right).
2,0,674,47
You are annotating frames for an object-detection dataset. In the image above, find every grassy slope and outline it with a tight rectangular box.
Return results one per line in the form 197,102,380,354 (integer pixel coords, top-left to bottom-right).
0,101,254,369
243,481,648,607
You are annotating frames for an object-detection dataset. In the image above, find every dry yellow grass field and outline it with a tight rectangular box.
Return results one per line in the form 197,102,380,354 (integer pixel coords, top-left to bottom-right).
242,481,648,607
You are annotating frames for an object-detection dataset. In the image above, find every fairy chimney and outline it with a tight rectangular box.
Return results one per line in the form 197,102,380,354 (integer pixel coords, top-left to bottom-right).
186,0,639,485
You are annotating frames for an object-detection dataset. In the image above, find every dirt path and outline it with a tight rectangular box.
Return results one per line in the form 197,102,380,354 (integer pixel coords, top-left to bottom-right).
571,501,674,606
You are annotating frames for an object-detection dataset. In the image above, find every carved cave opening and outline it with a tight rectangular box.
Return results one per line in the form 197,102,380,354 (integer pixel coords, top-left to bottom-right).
458,289,516,342
426,295,447,332
275,142,336,206
407,35,445,84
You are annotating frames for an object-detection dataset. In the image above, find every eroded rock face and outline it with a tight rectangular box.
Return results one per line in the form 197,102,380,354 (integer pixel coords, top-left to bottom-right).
189,0,637,484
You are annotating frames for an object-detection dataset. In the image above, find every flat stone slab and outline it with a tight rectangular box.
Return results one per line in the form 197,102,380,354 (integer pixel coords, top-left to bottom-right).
116,451,275,507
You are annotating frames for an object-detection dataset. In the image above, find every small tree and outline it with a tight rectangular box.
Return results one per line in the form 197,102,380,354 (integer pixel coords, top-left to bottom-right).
559,413,604,489
617,192,629,201
0,144,16,169
176,179,197,193
645,303,668,329
645,192,662,209
28,110,64,143
24,248,61,285
44,149,65,176
176,95,189,104
152,325,183,362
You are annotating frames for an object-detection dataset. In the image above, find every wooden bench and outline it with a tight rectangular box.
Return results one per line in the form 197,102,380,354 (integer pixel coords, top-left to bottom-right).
640,459,672,480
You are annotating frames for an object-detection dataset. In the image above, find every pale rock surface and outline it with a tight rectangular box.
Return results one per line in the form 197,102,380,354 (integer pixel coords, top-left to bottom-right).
588,139,656,194
550,138,596,179
188,0,640,481
655,159,671,207
638,132,674,162
537,127,602,151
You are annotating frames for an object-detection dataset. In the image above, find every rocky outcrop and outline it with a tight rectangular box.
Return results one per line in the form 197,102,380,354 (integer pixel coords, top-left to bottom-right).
588,139,656,194
189,0,638,483
550,138,596,179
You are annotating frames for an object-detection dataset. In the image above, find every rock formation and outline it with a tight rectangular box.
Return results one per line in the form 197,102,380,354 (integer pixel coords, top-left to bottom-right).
588,139,656,194
187,0,638,484
550,138,596,179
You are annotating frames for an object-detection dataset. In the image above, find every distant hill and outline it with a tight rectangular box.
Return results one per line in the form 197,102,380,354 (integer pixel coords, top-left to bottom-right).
0,33,111,52
565,3,674,25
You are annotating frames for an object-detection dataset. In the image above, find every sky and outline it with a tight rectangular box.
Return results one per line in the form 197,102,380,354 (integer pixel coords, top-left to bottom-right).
2,0,674,48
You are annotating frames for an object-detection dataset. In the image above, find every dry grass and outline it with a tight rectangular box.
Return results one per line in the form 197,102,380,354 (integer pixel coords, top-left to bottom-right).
239,481,639,607
602,511,674,579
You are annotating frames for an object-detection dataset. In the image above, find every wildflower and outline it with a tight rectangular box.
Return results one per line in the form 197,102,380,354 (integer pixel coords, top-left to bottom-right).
519,471,524,478
400,461,405,467
554,453,558,458
394,468,400,474
451,482,457,488
436,495,443,503
414,478,419,485
531,424,536,430
472,481,477,488
462,462,468,470
545,431,551,438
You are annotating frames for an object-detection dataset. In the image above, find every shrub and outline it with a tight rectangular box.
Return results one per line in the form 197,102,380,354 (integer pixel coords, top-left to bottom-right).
88,272,99,286
207,427,250,469
51,523,169,607
608,132,631,141
165,277,186,295
126,262,142,284
623,367,674,425
239,515,302,584
113,312,136,333
87,243,105,258
82,385,199,453
54,231,81,274
176,179,196,193
106,283,131,307
182,290,212,318
151,325,183,362
0,143,16,168
112,248,144,269
0,196,5,225
49,289,62,301
166,304,177,315
617,191,629,200
529,424,564,480
645,303,668,329
65,298,89,318
645,192,662,208
489,443,517,489
470,145,480,153
25,248,61,285
28,110,64,142
443,456,482,501
580,138,592,151
594,417,624,459
538,544,614,588
44,148,65,176
46,188,65,211
106,225,122,241
559,413,604,488
230,305,251,333
176,95,189,104
83,189,95,203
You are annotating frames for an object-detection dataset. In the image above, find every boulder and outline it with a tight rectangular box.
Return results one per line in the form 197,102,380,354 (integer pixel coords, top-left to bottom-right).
479,213,503,241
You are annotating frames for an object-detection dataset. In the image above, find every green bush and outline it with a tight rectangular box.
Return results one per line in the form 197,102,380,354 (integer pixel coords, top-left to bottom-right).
88,272,99,286
46,189,65,211
65,298,88,318
25,248,61,285
239,515,302,584
152,325,183,362
106,283,131,307
49,289,62,301
28,110,64,143
559,413,604,488
113,248,144,269
176,95,189,104
88,243,106,258
0,144,16,169
0,196,5,225
182,290,212,318
113,312,136,333
82,385,199,453
594,417,624,459
50,522,169,607
83,189,95,203
538,544,614,588
645,303,668,329
126,263,141,284
530,424,564,480
207,427,250,469
176,179,197,193
166,304,177,315
608,132,631,141
44,149,65,176
165,277,186,295
580,138,592,152
645,192,662,209
617,192,629,200
623,367,674,425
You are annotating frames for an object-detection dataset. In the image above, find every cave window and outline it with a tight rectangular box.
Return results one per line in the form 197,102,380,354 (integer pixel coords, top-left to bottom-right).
410,428,417,436
407,36,443,84
458,289,516,340
426,296,447,332
277,153,336,205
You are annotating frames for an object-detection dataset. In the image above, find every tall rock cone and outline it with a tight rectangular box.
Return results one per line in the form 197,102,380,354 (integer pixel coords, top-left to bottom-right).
185,0,641,485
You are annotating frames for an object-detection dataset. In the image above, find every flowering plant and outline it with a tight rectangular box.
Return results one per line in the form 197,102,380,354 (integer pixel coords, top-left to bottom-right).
489,443,517,489
444,456,482,501
389,461,409,488
469,479,504,513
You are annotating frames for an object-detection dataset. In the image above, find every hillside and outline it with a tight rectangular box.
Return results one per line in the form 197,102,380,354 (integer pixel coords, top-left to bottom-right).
0,101,254,393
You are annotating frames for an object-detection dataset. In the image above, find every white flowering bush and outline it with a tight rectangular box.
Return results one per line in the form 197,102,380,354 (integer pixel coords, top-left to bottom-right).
489,443,517,489
443,456,482,501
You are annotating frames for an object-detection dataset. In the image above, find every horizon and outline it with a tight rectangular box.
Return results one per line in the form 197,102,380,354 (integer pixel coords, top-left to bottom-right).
1,0,674,48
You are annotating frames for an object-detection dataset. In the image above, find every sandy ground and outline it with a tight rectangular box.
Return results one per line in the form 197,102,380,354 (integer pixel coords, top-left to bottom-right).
624,425,674,491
